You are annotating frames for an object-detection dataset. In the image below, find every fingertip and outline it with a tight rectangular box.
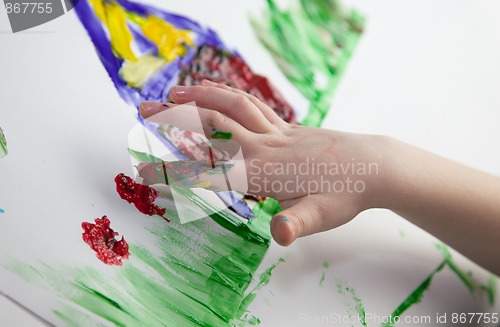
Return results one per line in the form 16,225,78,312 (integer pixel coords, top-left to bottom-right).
140,101,176,119
271,214,296,246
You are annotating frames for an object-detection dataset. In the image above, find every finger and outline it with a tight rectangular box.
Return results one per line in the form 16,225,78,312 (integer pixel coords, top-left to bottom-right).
200,80,285,126
169,85,274,134
139,101,174,119
271,195,328,246
141,101,253,148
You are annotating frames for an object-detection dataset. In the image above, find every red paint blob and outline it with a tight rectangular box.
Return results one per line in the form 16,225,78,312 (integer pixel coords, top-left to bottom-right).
178,45,297,124
81,216,130,266
114,173,170,222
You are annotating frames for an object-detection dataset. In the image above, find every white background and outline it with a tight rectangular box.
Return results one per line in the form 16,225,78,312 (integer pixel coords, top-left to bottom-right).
1,0,500,326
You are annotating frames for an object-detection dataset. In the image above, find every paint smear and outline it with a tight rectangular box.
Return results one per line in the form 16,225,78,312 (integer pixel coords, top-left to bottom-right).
0,209,4,214
81,216,130,266
319,261,329,287
250,0,364,127
335,278,366,326
384,243,497,324
178,45,297,124
435,243,475,293
384,260,447,325
211,131,233,140
115,173,170,222
238,258,285,315
0,126,7,157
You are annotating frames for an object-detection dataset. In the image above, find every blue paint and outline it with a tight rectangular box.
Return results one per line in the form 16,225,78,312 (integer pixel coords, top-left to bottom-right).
0,209,4,213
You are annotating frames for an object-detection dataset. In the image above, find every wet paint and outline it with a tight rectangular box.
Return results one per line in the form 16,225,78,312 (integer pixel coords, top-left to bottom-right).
0,209,4,214
211,131,233,140
435,243,474,293
319,261,329,287
251,0,363,127
0,126,7,157
178,45,297,124
334,278,366,326
385,260,447,324
481,275,497,306
81,216,130,266
238,258,285,314
114,173,170,222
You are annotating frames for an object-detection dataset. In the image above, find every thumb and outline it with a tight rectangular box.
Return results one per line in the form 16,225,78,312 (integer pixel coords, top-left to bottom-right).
271,195,325,246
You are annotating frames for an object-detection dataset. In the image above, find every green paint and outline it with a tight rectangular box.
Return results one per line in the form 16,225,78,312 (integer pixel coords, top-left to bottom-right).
128,148,163,163
334,278,366,326
319,272,326,287
435,243,475,293
0,126,7,157
347,287,366,327
319,261,329,287
239,258,285,314
211,131,232,140
384,260,446,325
481,275,497,306
251,0,364,127
398,230,406,238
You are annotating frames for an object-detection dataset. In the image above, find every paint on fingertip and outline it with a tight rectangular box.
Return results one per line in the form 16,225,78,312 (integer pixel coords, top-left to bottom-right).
211,131,232,140
276,215,288,222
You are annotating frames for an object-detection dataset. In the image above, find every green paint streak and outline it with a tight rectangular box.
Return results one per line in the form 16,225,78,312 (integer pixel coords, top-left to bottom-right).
482,275,497,306
211,131,232,140
435,243,475,293
319,261,329,287
334,277,366,326
128,148,163,163
347,287,366,327
239,258,285,316
0,126,7,157
319,272,326,287
383,260,446,326
250,0,364,127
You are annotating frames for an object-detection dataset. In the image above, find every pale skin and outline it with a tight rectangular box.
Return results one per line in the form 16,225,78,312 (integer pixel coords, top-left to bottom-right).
140,80,500,276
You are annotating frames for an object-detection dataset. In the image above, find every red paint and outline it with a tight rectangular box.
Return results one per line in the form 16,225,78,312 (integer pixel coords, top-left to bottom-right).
81,216,129,266
178,45,297,124
114,173,170,222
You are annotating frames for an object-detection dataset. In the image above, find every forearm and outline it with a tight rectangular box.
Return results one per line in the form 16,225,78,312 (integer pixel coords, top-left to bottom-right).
376,137,500,275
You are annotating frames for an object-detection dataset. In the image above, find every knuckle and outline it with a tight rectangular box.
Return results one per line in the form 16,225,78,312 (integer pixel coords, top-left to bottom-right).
234,94,253,110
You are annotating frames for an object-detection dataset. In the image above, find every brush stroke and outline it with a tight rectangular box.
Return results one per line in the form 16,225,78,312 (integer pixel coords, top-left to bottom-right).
250,0,363,127
0,126,7,158
383,260,447,326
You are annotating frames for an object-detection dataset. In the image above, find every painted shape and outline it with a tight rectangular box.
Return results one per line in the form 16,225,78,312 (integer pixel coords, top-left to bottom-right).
250,0,364,127
81,216,130,266
0,126,7,157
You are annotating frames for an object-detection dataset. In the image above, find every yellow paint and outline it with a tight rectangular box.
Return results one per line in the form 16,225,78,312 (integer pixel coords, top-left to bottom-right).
135,15,194,61
121,55,166,88
89,0,137,61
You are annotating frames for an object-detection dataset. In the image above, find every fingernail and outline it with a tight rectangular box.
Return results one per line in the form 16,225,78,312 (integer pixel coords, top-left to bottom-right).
162,102,175,108
201,79,218,86
140,101,164,116
171,86,189,97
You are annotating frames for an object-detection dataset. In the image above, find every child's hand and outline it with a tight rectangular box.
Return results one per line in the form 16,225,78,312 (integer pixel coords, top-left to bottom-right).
140,81,387,246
